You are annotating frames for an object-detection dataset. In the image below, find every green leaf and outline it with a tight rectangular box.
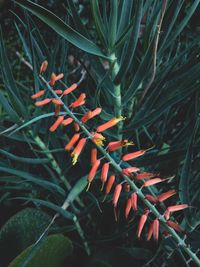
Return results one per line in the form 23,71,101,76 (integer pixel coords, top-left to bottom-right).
0,208,51,267
15,0,107,58
8,234,73,267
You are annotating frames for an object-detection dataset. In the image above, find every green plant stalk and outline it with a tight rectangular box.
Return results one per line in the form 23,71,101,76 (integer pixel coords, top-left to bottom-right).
39,75,200,266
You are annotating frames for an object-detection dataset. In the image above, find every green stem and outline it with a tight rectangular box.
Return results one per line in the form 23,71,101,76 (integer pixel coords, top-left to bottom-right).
40,75,200,266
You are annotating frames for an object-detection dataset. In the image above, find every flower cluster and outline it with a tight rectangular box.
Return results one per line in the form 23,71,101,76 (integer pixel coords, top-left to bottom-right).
32,60,189,241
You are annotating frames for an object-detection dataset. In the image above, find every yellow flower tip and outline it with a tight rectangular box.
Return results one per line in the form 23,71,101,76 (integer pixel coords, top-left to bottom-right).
86,182,91,192
71,154,78,165
116,116,126,122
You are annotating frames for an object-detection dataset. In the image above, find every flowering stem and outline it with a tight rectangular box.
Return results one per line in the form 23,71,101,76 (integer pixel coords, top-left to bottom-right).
39,75,200,266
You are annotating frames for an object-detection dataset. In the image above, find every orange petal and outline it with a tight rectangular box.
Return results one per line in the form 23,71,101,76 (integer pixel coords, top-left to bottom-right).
157,190,177,202
49,116,64,132
167,204,188,213
145,194,158,204
81,108,102,123
131,192,137,211
35,98,51,106
112,184,122,207
147,223,153,241
164,210,170,220
52,98,63,105
63,83,78,95
54,89,63,95
70,93,86,108
40,60,48,74
96,116,125,133
88,159,101,183
73,122,80,132
137,209,149,239
31,90,45,99
107,140,134,152
101,163,109,184
62,118,73,126
125,198,132,219
54,104,61,116
143,178,163,187
122,150,145,161
167,220,182,232
71,138,87,165
65,133,80,151
136,172,155,180
153,219,159,241
91,148,97,165
105,175,115,194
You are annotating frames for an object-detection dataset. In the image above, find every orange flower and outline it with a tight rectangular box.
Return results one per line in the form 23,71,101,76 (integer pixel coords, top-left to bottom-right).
167,220,182,232
52,98,63,105
101,162,109,190
73,122,80,132
136,172,154,180
167,204,188,213
81,108,102,123
105,175,115,194
65,133,80,151
54,89,63,95
157,190,177,202
123,167,140,173
71,138,87,165
63,83,78,95
40,60,48,74
96,116,125,133
143,178,163,187
137,209,149,239
62,118,73,126
91,148,97,165
125,198,132,219
70,93,86,108
107,140,134,152
145,194,158,204
153,219,159,241
35,98,52,106
31,90,45,99
122,149,145,161
49,73,64,86
87,159,101,191
92,132,105,146
164,210,170,220
49,116,64,132
54,104,60,116
131,192,137,211
112,184,122,208
147,223,153,241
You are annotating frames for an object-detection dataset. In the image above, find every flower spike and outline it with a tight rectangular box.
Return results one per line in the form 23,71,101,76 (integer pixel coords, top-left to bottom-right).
96,116,125,133
71,138,87,165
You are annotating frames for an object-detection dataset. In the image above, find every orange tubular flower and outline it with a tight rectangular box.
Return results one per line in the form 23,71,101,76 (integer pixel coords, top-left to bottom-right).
49,73,64,86
65,133,80,151
92,132,105,146
105,175,115,195
62,118,73,126
73,122,80,132
71,138,87,165
101,162,109,190
81,108,102,123
112,184,122,208
136,172,154,180
131,192,138,211
122,149,146,162
164,210,170,220
137,209,149,239
147,223,154,241
91,148,97,165
96,116,125,133
153,219,159,241
54,89,63,95
49,116,64,132
125,198,132,219
87,159,101,190
167,204,188,213
167,220,182,232
40,60,48,74
52,98,63,105
35,98,52,107
145,194,158,204
70,93,86,108
55,104,61,116
63,83,78,95
143,178,163,187
157,190,177,202
31,90,45,99
107,140,134,152
123,167,140,173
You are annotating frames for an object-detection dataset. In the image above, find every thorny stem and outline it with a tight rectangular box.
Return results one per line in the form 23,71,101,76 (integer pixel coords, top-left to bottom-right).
39,75,200,266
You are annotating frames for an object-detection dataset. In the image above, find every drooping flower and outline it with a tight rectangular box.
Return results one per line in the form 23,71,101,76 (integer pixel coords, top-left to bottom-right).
91,148,97,165
63,83,78,95
49,116,64,132
122,149,146,161
71,138,87,165
153,219,159,241
122,167,140,177
54,89,63,95
167,204,188,213
131,192,138,211
62,118,74,126
81,108,102,123
147,223,153,241
92,132,105,146
40,60,48,74
105,175,115,195
107,140,134,152
125,198,132,219
167,220,182,232
54,104,61,116
87,159,101,191
70,93,86,108
112,183,122,208
96,116,125,133
157,190,177,202
137,209,149,239
73,122,80,132
145,194,158,204
101,162,109,190
52,98,63,105
143,178,163,187
65,133,80,151
164,210,170,220
136,172,155,180
31,90,45,99
35,98,52,106
49,73,64,86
